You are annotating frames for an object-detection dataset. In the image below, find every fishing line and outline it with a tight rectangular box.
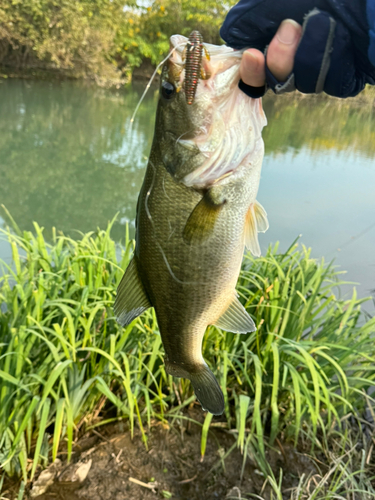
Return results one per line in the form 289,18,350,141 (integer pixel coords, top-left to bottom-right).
129,42,186,134
331,220,375,254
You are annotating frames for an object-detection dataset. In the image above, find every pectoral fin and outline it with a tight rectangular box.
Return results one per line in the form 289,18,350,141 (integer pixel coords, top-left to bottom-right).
245,201,269,256
114,258,151,327
183,189,226,245
213,295,256,334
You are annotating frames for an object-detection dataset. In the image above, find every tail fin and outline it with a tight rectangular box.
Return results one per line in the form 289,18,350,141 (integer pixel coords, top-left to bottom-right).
164,359,224,415
189,365,224,416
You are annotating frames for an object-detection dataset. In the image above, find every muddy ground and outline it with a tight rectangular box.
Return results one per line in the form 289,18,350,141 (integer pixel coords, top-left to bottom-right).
4,409,322,500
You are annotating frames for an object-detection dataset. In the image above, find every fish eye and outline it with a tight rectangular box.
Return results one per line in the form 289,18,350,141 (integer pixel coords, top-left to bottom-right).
161,81,176,100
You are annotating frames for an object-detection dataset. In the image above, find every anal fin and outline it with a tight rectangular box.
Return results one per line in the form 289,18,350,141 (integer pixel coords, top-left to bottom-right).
213,295,256,334
114,258,151,327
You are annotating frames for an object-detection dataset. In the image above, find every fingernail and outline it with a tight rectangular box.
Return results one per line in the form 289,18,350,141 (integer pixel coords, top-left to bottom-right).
277,19,301,45
243,50,259,70
245,50,258,61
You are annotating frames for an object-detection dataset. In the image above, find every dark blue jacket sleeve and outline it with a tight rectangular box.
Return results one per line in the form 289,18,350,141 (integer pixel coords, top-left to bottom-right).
220,0,375,97
368,0,375,65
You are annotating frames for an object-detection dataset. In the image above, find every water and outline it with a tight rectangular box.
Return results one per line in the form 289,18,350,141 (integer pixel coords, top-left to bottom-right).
0,79,374,311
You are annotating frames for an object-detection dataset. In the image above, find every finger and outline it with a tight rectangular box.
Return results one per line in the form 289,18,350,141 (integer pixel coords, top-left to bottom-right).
240,49,266,87
267,19,302,81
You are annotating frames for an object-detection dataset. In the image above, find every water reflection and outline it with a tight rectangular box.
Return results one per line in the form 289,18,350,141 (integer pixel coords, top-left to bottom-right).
262,94,375,157
0,79,374,307
0,79,156,241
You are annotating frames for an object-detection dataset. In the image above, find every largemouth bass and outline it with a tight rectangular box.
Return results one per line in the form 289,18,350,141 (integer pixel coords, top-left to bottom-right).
115,32,268,415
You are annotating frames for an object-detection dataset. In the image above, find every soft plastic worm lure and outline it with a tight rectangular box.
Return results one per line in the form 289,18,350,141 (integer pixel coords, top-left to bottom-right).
185,30,205,105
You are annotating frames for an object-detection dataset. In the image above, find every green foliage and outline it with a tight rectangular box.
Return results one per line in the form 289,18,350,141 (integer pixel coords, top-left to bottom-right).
0,215,374,484
253,429,375,499
0,0,129,82
233,242,375,441
115,0,236,77
0,0,236,82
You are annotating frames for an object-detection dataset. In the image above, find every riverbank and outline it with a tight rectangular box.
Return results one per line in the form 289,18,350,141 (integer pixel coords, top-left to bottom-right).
1,63,374,106
3,413,374,500
0,218,374,499
0,66,126,88
0,0,231,88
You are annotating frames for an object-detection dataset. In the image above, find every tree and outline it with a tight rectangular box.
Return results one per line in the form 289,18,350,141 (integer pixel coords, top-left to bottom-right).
111,0,237,77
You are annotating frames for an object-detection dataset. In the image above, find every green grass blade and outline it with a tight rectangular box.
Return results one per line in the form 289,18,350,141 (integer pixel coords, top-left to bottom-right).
201,412,213,460
52,399,65,462
237,395,250,454
30,398,51,480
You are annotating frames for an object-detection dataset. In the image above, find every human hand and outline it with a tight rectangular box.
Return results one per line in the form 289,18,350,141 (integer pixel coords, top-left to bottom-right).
220,0,375,98
240,19,302,88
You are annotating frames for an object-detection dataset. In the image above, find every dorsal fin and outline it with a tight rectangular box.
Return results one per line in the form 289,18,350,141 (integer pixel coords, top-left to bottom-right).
213,294,256,334
114,258,151,327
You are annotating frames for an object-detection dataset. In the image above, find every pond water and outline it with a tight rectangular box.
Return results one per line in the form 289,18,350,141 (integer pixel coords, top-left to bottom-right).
0,79,374,312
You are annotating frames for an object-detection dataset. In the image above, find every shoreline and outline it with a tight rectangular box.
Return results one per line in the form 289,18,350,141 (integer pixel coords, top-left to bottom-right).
1,65,374,106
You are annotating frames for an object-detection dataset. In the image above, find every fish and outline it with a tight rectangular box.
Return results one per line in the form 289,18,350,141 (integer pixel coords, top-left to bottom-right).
114,31,268,415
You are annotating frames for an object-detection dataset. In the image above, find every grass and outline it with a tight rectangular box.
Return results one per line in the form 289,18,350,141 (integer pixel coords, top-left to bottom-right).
257,424,375,500
0,211,374,498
